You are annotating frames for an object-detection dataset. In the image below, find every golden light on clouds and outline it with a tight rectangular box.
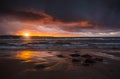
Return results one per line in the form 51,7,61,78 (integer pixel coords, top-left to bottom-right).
4,9,99,37
16,30,71,37
1,9,119,37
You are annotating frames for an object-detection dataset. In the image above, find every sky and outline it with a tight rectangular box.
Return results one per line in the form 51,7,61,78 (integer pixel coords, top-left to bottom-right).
0,0,120,37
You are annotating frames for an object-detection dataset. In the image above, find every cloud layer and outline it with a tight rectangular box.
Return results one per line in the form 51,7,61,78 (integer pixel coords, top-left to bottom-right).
0,0,120,37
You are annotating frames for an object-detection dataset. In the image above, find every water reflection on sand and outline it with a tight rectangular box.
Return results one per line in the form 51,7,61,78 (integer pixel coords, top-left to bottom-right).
15,50,77,71
0,49,120,79
16,51,55,63
0,49,119,71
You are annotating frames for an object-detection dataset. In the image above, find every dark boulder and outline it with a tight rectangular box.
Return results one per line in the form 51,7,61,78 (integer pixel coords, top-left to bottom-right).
84,58,96,64
82,63,90,66
34,64,48,70
70,53,80,57
72,59,80,62
56,55,65,58
93,57,103,62
81,54,92,58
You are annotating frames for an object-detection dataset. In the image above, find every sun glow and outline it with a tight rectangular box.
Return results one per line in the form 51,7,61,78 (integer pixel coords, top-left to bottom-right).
23,33,30,37
16,30,74,37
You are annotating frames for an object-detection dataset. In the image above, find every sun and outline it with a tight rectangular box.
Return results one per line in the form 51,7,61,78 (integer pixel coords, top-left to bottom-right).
23,33,30,37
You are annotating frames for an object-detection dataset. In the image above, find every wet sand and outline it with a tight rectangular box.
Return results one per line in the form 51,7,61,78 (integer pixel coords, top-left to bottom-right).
0,49,120,79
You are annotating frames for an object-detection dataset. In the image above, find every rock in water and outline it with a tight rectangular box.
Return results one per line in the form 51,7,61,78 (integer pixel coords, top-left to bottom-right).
94,57,103,62
70,53,80,57
84,58,96,64
56,55,65,58
35,64,48,70
72,59,80,62
81,54,92,58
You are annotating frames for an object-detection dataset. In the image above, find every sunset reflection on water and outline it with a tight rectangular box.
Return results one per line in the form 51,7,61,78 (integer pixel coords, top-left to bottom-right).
16,51,34,62
16,50,55,63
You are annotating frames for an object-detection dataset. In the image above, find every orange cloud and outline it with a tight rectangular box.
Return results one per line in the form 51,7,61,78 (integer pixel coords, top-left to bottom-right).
0,9,101,37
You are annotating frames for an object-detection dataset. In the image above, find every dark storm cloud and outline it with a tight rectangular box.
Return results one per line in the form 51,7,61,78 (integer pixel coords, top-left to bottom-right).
0,0,120,36
45,0,120,28
0,9,52,21
0,8,98,30
0,0,46,10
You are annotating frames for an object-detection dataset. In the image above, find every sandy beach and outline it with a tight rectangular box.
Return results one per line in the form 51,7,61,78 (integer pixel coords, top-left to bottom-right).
0,49,120,79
